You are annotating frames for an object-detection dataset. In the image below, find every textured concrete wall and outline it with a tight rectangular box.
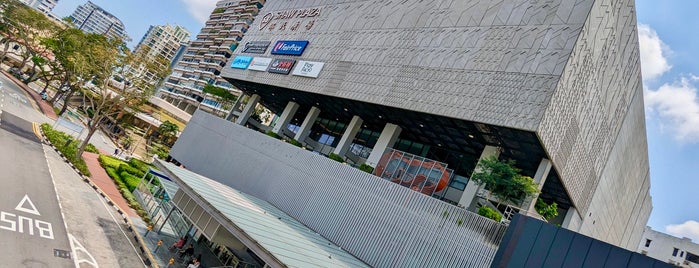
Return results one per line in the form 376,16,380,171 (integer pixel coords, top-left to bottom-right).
171,110,508,268
223,0,595,131
536,0,650,249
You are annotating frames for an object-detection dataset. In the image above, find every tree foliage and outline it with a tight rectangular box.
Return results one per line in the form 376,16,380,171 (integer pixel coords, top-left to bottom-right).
0,0,58,80
535,199,559,221
470,156,539,207
157,120,179,144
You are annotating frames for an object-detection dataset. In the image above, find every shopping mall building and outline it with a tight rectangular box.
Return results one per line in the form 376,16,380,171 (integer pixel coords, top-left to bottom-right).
158,0,654,266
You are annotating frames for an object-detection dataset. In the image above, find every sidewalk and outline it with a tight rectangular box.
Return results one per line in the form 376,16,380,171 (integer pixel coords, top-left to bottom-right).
1,70,57,120
83,152,137,217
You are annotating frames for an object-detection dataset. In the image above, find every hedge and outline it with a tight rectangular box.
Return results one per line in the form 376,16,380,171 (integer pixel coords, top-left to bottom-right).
478,206,502,222
41,123,91,176
118,163,145,178
120,171,143,192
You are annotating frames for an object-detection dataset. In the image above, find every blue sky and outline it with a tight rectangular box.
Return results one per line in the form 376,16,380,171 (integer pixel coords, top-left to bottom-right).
52,0,699,241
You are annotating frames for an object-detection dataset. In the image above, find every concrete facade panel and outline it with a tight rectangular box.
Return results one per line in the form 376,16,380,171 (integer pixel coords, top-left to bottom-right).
536,0,648,245
222,0,595,131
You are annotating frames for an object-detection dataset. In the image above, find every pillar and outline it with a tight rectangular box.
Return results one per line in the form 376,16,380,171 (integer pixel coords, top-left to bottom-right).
365,123,402,167
459,145,500,209
272,101,299,135
294,106,320,143
521,158,552,215
236,94,260,125
562,207,581,231
333,115,363,156
225,94,246,121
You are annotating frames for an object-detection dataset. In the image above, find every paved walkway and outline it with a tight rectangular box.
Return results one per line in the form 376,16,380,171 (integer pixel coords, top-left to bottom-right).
83,152,138,217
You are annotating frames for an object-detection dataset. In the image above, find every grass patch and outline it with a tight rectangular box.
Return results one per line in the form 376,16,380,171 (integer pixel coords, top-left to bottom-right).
40,123,91,176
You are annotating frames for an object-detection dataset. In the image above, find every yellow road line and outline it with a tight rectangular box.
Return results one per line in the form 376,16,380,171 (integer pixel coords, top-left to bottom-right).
32,122,42,140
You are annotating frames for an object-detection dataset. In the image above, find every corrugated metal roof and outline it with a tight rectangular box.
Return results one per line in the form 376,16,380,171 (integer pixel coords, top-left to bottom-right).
156,160,370,268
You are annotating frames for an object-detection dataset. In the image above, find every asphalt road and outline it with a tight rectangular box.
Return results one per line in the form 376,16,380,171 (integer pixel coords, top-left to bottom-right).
0,74,146,267
0,111,73,267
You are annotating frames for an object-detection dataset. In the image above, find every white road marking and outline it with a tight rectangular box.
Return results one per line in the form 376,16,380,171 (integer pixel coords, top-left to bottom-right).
14,194,41,215
69,233,99,268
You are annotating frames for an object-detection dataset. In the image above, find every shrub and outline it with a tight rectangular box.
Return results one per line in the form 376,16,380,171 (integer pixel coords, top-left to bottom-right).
265,130,282,139
99,155,125,169
328,153,344,163
120,171,142,192
535,199,559,221
117,164,145,178
128,158,151,173
85,143,99,153
288,139,303,147
40,124,91,176
359,164,374,173
478,206,502,222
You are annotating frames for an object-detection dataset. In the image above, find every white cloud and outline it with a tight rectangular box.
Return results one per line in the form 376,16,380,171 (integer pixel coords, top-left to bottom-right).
638,24,672,81
666,220,699,242
645,76,699,142
180,0,219,24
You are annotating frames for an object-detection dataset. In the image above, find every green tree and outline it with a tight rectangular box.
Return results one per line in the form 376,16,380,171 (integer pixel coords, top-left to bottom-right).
0,0,57,72
69,35,170,159
470,156,539,208
157,120,179,144
535,199,559,221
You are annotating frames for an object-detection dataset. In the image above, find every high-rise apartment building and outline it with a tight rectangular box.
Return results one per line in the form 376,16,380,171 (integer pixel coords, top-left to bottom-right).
19,0,59,16
639,227,699,267
157,0,264,118
68,1,129,41
131,24,191,84
155,0,654,267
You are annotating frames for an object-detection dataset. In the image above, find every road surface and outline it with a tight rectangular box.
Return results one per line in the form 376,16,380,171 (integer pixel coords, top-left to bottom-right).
0,74,146,267
0,111,73,267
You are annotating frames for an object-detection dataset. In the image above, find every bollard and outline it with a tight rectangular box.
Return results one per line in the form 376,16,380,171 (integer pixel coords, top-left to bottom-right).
145,225,153,237
154,240,163,253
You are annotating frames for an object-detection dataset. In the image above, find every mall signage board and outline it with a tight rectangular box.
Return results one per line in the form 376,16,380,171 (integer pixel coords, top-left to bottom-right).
231,56,253,69
242,41,271,54
291,60,325,78
248,57,273,71
267,59,296,74
270,40,309,56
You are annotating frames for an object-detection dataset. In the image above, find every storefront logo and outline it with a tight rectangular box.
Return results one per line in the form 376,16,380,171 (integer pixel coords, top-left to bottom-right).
267,59,296,75
242,41,271,54
291,60,325,78
270,40,309,56
248,57,272,71
259,8,321,30
231,56,253,69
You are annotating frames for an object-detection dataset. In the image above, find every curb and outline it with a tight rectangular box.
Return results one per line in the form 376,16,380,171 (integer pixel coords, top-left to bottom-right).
37,124,159,268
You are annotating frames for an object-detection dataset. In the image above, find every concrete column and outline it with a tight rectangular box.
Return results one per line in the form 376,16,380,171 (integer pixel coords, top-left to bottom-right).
459,145,500,209
333,115,363,156
365,123,402,167
272,101,299,135
562,207,581,231
521,158,552,215
294,106,320,142
235,94,260,125
225,94,246,121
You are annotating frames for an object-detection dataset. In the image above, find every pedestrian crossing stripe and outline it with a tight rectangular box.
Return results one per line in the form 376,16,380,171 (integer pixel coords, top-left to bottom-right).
15,194,40,216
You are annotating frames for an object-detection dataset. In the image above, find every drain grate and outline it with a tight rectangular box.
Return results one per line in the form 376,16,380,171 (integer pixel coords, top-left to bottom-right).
53,249,71,259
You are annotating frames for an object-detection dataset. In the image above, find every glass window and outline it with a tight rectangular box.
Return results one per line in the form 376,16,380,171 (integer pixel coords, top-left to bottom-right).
645,239,651,247
673,248,679,257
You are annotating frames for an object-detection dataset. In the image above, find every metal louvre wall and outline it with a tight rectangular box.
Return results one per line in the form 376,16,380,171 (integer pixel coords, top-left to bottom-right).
171,110,508,267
